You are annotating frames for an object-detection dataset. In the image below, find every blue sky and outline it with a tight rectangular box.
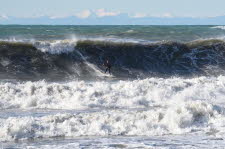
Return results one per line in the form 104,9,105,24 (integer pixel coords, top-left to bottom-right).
1,0,225,18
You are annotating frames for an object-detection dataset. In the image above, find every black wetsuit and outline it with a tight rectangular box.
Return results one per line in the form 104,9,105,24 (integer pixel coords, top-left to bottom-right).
104,61,111,74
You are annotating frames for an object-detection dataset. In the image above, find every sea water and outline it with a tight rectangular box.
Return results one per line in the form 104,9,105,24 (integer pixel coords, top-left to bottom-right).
0,25,225,148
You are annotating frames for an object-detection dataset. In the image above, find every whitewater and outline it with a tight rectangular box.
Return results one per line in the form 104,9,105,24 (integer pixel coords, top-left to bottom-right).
1,25,225,148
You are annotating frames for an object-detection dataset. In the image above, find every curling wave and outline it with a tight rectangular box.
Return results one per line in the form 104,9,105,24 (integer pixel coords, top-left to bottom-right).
0,39,225,80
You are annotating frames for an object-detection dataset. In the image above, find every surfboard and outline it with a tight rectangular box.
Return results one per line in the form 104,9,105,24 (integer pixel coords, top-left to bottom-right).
103,74,114,78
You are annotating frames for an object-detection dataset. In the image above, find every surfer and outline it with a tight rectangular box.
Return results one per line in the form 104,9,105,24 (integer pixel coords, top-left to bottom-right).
103,60,111,74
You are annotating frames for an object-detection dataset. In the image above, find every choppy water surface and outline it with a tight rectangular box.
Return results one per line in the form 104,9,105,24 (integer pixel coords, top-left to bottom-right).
1,25,225,148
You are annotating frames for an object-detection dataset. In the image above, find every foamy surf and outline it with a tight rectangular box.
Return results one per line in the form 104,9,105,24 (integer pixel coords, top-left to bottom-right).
0,76,225,111
0,95,224,144
1,76,225,144
0,105,219,141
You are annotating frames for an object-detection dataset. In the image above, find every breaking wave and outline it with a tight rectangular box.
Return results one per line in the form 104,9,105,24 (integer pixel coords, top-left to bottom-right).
1,76,225,141
211,26,225,30
1,39,225,80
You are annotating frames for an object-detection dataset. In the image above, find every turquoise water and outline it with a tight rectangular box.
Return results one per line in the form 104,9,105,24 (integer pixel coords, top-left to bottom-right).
1,25,225,42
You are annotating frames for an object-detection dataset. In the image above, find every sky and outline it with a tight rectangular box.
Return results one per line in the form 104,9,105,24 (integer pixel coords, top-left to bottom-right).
1,0,225,18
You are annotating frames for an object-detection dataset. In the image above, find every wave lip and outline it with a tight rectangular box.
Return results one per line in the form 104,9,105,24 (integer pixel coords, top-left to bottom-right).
34,40,77,54
211,26,225,30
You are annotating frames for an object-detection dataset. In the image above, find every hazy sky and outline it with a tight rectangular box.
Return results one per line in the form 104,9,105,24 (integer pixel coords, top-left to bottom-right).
1,0,225,18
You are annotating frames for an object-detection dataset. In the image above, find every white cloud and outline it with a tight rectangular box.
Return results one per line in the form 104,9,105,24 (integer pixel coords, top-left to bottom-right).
162,13,174,18
130,12,174,18
0,14,8,20
75,10,91,19
131,13,147,18
95,9,120,17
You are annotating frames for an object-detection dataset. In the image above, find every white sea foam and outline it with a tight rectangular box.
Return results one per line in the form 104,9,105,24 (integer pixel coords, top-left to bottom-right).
0,76,225,141
125,29,135,33
34,39,78,54
1,76,225,110
211,26,225,30
0,101,224,141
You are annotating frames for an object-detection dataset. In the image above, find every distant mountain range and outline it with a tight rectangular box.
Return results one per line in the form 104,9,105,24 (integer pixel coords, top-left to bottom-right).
1,14,225,25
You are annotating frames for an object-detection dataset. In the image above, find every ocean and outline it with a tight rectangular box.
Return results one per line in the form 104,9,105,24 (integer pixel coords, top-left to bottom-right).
1,25,225,148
